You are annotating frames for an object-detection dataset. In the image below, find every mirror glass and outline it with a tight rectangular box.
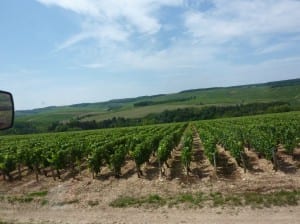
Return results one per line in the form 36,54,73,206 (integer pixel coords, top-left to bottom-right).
0,91,14,130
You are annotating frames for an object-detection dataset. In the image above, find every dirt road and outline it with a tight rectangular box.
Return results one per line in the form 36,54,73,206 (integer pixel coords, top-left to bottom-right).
1,205,299,224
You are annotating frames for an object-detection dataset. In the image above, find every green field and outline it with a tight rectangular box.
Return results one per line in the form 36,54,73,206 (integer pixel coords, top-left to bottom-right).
15,79,300,126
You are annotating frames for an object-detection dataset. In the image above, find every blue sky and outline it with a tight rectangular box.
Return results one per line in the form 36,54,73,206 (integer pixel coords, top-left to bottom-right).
1,0,300,110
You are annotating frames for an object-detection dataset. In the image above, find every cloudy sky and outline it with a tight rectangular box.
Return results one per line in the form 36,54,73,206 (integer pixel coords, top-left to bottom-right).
1,0,300,109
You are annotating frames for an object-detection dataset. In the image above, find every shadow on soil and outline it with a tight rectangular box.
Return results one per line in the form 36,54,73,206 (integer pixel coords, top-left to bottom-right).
190,133,214,180
243,152,264,173
143,160,159,180
169,150,184,180
277,152,298,174
191,149,212,179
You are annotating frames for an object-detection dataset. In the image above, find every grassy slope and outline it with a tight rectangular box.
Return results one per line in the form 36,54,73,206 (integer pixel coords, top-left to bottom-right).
15,79,300,124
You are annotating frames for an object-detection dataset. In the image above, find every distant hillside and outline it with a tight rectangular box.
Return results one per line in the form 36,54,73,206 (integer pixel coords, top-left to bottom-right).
15,78,300,126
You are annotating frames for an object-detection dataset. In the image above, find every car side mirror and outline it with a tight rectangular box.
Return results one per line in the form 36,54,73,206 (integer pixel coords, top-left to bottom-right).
0,91,14,130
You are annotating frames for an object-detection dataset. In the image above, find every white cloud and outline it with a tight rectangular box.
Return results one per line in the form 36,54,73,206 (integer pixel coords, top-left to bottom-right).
184,0,300,44
116,40,216,71
37,0,183,46
56,32,89,50
56,22,129,50
256,42,291,55
37,0,300,58
81,63,104,69
37,0,300,61
37,0,100,17
36,0,300,89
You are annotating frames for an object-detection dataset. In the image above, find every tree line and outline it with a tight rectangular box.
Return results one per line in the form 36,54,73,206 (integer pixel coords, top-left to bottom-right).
48,101,290,132
1,101,291,135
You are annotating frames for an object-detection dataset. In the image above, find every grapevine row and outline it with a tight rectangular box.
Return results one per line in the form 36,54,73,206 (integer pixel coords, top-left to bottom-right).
195,112,300,171
0,123,187,181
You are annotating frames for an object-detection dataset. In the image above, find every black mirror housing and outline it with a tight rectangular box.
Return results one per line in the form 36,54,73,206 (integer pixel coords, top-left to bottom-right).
0,91,14,130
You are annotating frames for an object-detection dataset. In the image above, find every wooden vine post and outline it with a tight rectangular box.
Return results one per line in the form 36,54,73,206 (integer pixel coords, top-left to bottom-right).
213,152,217,177
272,147,278,171
240,151,247,173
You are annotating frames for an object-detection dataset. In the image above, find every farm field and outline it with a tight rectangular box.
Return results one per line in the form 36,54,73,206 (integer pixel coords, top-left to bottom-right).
0,112,300,223
15,79,300,124
3,1,300,223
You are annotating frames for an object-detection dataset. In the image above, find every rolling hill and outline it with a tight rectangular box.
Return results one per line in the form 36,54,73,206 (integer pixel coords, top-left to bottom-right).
15,78,300,126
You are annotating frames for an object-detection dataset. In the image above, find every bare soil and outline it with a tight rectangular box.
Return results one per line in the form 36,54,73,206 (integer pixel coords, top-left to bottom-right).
1,205,300,224
1,137,300,224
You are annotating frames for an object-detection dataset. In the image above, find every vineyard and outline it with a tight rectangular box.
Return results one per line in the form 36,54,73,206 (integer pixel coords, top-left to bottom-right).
1,111,300,183
0,123,186,181
196,112,300,175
